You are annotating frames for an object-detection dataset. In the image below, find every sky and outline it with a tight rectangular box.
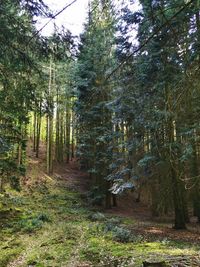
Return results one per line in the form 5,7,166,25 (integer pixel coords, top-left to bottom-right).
36,0,90,36
36,0,140,37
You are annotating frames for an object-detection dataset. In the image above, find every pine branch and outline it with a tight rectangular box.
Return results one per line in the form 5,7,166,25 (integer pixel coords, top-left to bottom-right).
106,0,194,81
27,0,78,45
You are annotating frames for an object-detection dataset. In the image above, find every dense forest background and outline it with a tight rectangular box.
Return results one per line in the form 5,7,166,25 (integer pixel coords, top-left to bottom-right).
2,0,200,266
1,0,200,247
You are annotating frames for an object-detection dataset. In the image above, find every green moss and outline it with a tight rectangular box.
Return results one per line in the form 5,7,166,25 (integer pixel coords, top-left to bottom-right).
80,232,200,266
1,174,200,267
122,217,136,225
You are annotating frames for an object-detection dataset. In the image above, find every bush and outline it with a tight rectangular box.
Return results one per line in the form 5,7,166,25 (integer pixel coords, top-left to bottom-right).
15,213,50,233
88,212,106,222
37,213,51,222
104,217,121,232
112,226,131,243
18,217,43,233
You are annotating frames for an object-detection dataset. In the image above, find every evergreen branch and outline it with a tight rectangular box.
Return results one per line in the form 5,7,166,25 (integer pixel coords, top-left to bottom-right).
27,0,78,44
106,0,194,81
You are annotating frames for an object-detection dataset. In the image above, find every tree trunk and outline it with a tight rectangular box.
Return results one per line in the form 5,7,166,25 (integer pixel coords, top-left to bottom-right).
47,60,53,174
168,119,186,229
36,103,42,158
33,111,37,152
65,105,71,163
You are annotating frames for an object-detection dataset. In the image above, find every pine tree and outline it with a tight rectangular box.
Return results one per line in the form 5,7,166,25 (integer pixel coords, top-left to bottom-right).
75,0,116,207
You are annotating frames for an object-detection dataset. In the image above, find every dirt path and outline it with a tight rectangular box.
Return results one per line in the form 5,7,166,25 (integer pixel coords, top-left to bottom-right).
27,143,200,245
6,145,91,267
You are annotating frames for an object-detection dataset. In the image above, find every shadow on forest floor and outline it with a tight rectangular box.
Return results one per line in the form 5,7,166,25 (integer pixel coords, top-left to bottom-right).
0,144,200,267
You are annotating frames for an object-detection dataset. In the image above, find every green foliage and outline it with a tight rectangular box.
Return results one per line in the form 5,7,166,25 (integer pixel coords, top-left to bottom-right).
112,226,131,243
18,165,26,176
0,0,48,191
9,176,21,192
75,0,116,204
15,213,50,233
1,165,200,267
104,217,122,232
87,186,105,205
101,0,200,229
88,212,106,222
137,155,156,168
37,213,51,222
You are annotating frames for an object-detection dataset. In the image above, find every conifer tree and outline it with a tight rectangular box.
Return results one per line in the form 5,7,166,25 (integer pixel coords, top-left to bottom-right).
75,0,116,207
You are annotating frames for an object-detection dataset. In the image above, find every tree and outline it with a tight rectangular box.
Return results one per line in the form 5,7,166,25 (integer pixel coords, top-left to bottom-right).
75,0,116,208
0,0,48,190
107,0,198,229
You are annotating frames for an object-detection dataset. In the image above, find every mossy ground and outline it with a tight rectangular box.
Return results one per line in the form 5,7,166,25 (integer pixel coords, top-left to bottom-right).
0,162,200,267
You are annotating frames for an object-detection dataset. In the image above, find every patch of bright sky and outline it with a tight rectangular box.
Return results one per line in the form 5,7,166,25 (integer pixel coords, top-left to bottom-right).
36,0,140,37
36,0,90,36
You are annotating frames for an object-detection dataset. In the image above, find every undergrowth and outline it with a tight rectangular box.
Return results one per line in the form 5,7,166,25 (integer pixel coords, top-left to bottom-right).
0,175,200,267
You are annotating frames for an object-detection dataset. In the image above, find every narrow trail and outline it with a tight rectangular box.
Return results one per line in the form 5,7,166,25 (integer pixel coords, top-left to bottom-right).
27,143,200,243
26,142,90,193
7,144,91,267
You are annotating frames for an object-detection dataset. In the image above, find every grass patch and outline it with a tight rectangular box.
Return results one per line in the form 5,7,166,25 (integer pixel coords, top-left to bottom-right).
0,247,23,267
1,174,200,267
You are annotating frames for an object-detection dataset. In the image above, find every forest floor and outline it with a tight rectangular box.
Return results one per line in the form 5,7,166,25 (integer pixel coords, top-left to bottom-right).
1,145,200,267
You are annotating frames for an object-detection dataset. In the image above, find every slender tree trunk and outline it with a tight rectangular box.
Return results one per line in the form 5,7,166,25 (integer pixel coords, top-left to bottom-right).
0,176,4,193
65,102,71,163
47,60,53,174
112,194,117,207
18,124,23,166
59,114,64,162
33,111,37,152
71,111,75,160
55,86,60,162
191,137,200,221
36,103,42,158
47,115,53,174
168,119,186,229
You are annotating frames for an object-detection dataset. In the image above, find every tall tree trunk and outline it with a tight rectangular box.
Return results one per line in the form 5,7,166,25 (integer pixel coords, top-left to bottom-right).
65,102,71,163
55,85,60,162
59,114,64,162
71,111,75,160
33,111,37,152
47,60,53,174
47,115,53,174
36,102,42,158
191,136,200,222
168,119,186,229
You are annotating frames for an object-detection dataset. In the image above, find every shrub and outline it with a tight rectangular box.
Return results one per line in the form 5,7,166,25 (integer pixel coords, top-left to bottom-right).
37,213,50,222
88,212,106,222
104,217,121,232
15,213,50,233
18,217,43,233
112,226,131,243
